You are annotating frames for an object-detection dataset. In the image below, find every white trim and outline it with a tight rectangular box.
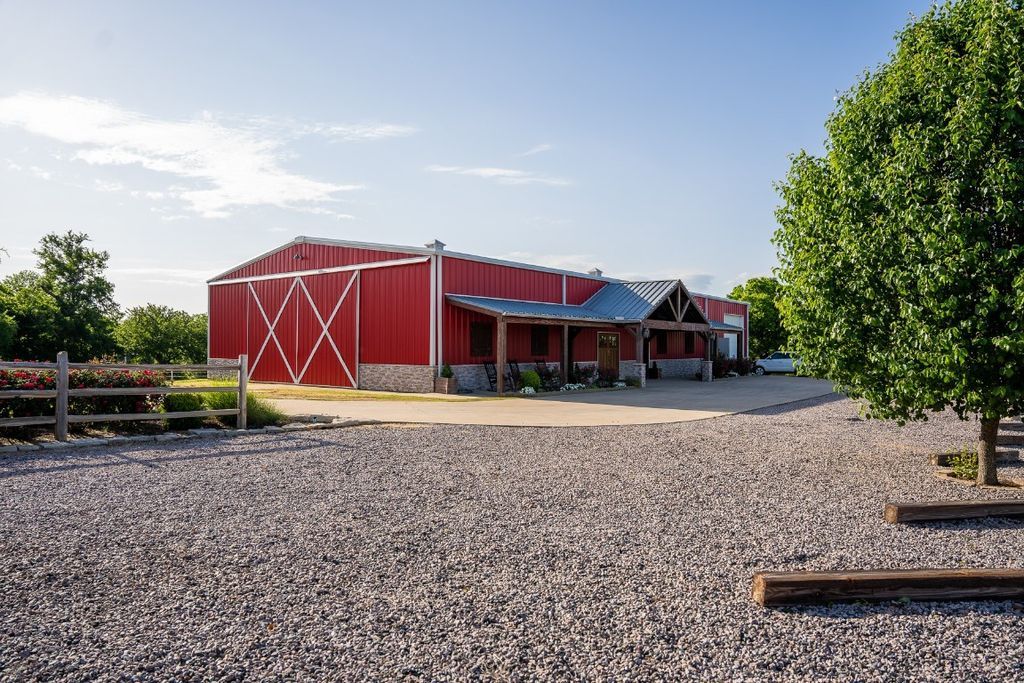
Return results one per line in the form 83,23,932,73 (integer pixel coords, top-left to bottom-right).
355,272,361,387
206,286,211,361
428,254,437,368
691,291,750,306
437,253,444,371
561,274,567,304
210,236,618,285
745,305,750,359
209,256,429,286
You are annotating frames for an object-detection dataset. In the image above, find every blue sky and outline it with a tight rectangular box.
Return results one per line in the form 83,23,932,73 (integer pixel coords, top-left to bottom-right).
0,1,933,312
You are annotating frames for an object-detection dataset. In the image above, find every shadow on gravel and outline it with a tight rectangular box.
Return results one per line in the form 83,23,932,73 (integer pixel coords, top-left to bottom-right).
741,392,846,417
772,600,1024,619
908,519,1024,531
0,435,350,479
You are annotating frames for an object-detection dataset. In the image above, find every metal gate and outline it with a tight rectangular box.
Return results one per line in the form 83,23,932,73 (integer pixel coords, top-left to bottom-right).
246,271,359,387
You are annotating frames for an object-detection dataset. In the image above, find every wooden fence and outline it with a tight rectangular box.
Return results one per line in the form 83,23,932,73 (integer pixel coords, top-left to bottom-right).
0,353,248,440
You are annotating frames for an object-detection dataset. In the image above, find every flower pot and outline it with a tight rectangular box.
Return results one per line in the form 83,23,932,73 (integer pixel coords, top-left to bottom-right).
434,376,459,394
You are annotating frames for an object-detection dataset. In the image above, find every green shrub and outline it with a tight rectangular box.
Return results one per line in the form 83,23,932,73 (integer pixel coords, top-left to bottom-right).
949,447,978,481
204,392,286,428
163,392,206,429
440,363,454,379
520,370,541,391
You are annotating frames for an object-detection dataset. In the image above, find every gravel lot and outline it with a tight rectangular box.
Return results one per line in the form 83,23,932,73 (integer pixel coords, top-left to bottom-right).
3,395,1024,681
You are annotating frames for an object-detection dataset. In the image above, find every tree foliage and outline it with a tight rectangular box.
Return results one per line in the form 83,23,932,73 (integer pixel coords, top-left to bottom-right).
0,271,60,360
773,0,1024,484
728,277,786,359
34,231,119,359
115,305,208,364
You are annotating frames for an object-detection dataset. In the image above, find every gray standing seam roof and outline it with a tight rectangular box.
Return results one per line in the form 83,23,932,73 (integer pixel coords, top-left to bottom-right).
581,280,679,321
447,280,686,323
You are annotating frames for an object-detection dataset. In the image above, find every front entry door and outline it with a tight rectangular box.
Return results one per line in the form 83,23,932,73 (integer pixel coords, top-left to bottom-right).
597,333,620,378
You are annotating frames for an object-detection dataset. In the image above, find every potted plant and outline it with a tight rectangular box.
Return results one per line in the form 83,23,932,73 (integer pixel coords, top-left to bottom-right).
434,363,459,394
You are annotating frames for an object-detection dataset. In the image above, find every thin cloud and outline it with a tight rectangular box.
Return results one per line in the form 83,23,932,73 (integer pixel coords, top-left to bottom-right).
0,92,385,218
4,158,53,181
94,179,124,192
425,164,571,187
308,122,418,142
515,143,553,157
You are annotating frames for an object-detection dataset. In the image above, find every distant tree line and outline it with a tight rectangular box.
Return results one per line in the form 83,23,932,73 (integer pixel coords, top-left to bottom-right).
0,231,207,364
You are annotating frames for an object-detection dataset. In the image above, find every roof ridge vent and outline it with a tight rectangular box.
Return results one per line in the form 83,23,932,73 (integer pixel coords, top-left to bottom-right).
588,267,603,277
425,239,446,251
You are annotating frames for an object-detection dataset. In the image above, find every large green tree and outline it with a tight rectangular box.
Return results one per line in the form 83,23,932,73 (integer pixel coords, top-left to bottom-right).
728,277,786,359
115,305,207,364
34,231,119,360
774,0,1024,485
0,248,15,356
0,271,60,359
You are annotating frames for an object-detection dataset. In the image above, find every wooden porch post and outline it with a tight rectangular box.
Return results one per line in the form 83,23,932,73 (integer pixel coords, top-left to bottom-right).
561,324,569,383
635,324,644,367
496,316,507,396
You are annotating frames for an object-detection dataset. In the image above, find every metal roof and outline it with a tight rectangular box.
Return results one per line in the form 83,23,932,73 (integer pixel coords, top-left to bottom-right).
446,295,625,323
448,279,703,325
582,280,679,321
710,320,744,332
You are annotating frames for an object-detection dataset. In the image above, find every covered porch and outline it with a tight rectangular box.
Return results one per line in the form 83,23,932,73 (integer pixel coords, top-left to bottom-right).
446,280,715,395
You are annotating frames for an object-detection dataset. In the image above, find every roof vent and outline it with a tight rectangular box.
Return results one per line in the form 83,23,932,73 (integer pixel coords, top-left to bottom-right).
425,239,446,251
588,267,603,277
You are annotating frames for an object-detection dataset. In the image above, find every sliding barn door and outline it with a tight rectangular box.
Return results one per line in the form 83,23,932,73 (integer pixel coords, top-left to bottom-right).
246,271,359,387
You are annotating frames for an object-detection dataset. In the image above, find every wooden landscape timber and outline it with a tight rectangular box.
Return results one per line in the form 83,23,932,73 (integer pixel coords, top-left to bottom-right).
997,432,1024,446
752,569,1024,607
884,499,1024,524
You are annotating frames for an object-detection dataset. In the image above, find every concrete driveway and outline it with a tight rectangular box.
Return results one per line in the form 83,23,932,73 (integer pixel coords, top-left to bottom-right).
269,375,837,427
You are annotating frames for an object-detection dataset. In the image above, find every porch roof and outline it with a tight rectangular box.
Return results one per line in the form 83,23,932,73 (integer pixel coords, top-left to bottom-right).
710,320,744,332
446,294,627,324
447,279,714,330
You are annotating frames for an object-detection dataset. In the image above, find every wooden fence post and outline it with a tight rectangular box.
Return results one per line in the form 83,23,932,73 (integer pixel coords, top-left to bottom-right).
237,354,248,429
55,351,69,441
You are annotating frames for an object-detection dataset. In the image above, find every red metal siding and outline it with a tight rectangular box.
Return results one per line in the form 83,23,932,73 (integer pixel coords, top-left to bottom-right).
694,295,749,358
442,257,562,302
359,262,431,365
208,283,247,359
216,242,416,281
566,277,605,305
444,307,492,365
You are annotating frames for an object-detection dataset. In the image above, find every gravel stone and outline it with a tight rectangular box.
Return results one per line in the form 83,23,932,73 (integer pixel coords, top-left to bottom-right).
2,395,1024,681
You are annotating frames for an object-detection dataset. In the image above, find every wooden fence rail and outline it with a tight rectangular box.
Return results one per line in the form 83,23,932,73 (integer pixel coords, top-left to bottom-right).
0,352,248,440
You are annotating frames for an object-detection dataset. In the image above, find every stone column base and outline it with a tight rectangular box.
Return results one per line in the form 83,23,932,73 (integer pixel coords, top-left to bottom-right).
701,360,713,382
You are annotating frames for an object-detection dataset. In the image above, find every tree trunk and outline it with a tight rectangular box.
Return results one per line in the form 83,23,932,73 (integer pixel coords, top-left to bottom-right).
977,418,1000,486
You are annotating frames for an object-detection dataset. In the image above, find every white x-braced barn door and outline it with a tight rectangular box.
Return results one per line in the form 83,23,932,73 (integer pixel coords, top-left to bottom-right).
246,271,359,387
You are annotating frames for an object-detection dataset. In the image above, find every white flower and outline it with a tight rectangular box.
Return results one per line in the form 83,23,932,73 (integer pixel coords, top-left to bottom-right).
520,386,536,394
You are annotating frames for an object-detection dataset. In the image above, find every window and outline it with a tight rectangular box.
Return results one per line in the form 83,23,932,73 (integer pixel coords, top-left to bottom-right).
531,325,549,356
470,321,493,357
684,331,695,354
654,330,667,354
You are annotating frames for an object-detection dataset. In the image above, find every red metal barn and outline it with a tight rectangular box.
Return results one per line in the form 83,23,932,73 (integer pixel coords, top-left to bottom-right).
207,237,749,393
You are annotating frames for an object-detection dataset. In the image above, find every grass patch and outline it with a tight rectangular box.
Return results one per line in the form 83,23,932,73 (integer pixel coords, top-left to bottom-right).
171,379,494,402
203,391,287,428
